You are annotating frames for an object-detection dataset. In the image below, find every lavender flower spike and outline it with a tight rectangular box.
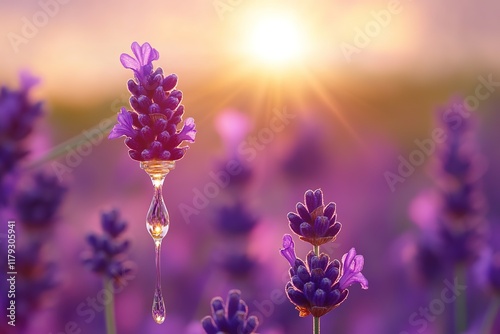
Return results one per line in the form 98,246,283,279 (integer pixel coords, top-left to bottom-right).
109,41,196,161
83,209,132,281
14,172,66,229
339,248,368,290
280,234,297,267
283,250,347,318
201,289,258,334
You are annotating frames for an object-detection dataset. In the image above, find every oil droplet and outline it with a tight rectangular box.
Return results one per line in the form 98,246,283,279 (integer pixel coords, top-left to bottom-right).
140,161,175,325
152,240,165,324
152,287,166,324
146,183,170,241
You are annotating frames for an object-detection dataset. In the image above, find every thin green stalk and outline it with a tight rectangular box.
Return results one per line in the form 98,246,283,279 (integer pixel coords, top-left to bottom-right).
313,316,320,334
313,244,320,334
454,265,467,333
481,296,500,334
104,277,117,334
24,115,115,170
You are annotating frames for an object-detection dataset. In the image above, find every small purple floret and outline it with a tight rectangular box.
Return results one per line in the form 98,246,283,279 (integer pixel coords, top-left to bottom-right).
280,234,297,267
177,117,196,142
108,108,137,139
339,248,368,290
119,42,159,77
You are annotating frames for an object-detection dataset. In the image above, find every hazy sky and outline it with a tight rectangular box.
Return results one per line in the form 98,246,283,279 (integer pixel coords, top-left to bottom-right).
1,0,499,100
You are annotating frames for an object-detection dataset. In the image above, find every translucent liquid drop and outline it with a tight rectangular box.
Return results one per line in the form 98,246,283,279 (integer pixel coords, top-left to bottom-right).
150,219,168,324
141,160,175,325
152,285,166,324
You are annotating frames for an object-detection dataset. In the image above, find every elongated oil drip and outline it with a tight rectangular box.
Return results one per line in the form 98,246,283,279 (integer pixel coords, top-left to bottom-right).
152,240,165,324
141,161,175,325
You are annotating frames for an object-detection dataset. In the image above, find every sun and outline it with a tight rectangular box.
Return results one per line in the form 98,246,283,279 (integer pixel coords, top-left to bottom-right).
247,14,305,65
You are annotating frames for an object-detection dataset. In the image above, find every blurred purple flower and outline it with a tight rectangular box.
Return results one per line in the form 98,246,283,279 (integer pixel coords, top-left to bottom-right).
282,124,326,179
432,97,486,264
109,41,196,161
201,289,259,334
338,248,368,290
0,73,42,142
1,242,57,329
287,189,341,246
0,72,64,332
220,252,256,278
83,209,132,281
101,209,127,238
14,172,66,229
0,73,43,204
408,96,487,288
215,201,258,236
413,236,444,284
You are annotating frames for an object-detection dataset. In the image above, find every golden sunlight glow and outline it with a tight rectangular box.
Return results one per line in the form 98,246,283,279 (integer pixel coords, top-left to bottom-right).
247,14,305,65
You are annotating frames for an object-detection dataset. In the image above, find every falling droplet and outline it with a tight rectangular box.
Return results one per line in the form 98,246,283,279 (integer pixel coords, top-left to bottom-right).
152,286,166,324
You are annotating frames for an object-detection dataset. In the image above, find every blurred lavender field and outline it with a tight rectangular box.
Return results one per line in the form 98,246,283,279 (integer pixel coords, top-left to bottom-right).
1,0,500,333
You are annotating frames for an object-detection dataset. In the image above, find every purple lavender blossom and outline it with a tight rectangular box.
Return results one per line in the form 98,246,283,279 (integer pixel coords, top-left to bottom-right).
108,42,196,161
201,289,258,334
280,244,368,317
83,209,132,281
287,189,341,246
280,237,346,317
14,172,66,229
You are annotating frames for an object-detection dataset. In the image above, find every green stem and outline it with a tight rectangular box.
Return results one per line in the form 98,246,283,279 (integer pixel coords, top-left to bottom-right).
104,277,117,334
313,316,320,334
454,265,467,334
24,115,115,170
481,296,500,334
313,244,320,334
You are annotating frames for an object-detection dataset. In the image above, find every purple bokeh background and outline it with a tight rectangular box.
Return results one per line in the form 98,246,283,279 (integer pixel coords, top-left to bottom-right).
1,0,500,333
